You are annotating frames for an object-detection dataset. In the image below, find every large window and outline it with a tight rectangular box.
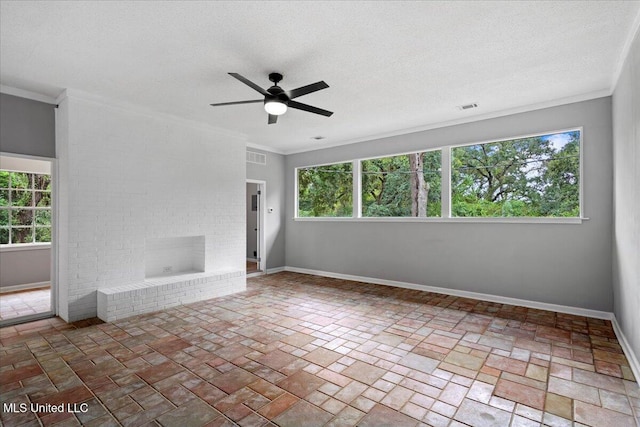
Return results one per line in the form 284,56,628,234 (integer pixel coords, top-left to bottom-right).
361,150,441,217
295,129,581,221
297,162,353,217
0,171,52,244
451,130,580,217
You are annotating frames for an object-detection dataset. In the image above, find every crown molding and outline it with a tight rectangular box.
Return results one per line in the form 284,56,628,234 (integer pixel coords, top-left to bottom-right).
283,90,611,155
56,88,248,142
611,7,640,91
246,142,286,155
0,85,58,105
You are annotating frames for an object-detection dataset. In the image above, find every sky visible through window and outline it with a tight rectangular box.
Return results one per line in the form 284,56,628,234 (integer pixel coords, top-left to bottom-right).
543,131,576,151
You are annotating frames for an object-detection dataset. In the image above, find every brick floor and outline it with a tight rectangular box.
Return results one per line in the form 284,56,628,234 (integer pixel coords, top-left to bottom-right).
0,272,639,426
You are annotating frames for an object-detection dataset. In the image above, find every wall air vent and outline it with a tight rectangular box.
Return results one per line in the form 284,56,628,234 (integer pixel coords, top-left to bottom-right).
246,150,267,165
458,103,479,111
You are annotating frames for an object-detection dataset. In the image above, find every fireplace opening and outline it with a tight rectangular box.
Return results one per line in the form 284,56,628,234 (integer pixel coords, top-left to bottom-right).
145,236,205,278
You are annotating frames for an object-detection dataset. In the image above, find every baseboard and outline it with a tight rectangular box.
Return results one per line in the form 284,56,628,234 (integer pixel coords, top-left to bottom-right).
0,281,50,294
246,258,258,262
611,316,640,386
266,267,285,274
0,311,54,327
283,266,613,320
246,271,265,278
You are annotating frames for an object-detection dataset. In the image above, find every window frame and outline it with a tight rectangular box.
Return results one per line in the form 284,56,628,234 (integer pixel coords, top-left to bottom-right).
359,148,444,219
295,160,355,218
294,127,585,224
0,170,52,246
448,127,583,220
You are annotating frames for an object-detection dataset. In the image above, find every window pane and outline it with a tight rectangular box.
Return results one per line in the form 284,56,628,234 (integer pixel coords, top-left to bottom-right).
11,227,33,243
298,162,353,217
0,171,53,245
423,151,442,217
11,190,32,207
11,209,33,226
35,227,51,243
451,130,580,217
0,171,9,189
10,172,31,189
34,174,51,191
35,210,51,225
35,191,51,207
0,190,8,207
362,151,441,217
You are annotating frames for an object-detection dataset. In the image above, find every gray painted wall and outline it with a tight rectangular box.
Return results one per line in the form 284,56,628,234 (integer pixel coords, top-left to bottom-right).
247,149,286,269
0,247,51,288
612,31,639,364
286,97,613,311
0,93,55,158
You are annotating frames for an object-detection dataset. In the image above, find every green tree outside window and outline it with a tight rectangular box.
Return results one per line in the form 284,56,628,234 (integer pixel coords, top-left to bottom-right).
0,171,52,244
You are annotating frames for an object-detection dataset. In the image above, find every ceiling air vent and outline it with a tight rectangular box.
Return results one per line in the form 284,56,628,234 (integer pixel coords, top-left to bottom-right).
457,103,478,111
246,150,267,165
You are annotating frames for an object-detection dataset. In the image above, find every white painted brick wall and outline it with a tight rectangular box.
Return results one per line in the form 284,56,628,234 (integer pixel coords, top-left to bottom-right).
56,91,246,322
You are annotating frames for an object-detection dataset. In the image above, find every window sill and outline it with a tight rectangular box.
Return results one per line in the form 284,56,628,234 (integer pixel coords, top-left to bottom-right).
0,243,52,252
293,217,587,224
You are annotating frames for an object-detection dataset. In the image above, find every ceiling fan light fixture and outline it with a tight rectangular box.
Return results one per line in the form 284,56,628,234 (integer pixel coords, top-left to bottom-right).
264,100,287,115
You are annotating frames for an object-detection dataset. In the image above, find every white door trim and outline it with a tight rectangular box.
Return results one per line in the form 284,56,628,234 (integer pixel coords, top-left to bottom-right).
246,179,266,273
0,152,56,327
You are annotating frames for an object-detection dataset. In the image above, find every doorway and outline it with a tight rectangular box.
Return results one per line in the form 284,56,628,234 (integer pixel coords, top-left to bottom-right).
246,180,266,275
0,154,55,326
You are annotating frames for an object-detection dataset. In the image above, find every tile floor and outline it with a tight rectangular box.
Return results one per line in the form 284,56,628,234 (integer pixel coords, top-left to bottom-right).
0,272,638,426
0,286,51,321
246,262,260,274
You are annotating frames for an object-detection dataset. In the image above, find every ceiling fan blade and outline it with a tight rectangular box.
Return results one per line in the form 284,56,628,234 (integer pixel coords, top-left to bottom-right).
288,100,333,117
210,99,263,107
229,73,269,96
288,81,329,99
268,114,278,125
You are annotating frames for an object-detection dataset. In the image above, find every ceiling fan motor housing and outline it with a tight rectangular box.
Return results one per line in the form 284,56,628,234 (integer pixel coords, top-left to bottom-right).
266,85,289,104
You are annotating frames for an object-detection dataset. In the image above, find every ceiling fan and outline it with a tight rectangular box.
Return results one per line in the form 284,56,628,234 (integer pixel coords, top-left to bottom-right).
210,72,333,124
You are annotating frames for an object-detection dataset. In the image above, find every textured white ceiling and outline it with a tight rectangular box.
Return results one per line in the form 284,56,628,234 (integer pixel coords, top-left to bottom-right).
1,1,638,153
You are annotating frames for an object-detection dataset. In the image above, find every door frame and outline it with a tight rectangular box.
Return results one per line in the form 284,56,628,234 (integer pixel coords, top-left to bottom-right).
246,179,266,274
0,152,57,327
